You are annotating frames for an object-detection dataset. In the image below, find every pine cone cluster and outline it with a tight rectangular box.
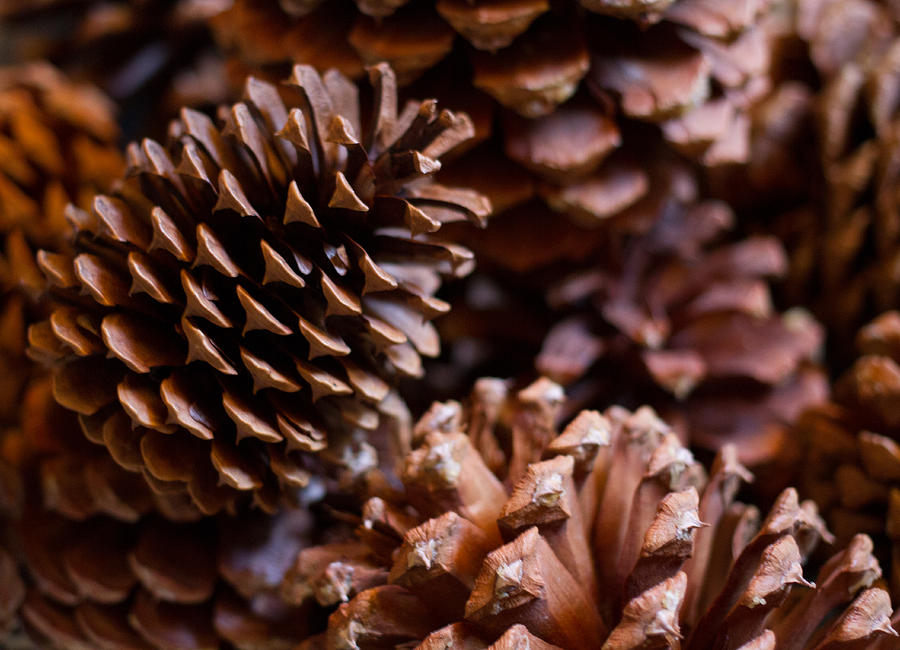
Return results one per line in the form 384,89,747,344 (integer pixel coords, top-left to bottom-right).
204,1,829,471
28,62,489,516
280,377,898,649
5,2,900,649
797,310,900,601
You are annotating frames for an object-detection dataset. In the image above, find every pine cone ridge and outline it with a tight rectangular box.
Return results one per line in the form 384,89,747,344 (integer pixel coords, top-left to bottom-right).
281,377,899,649
28,62,490,515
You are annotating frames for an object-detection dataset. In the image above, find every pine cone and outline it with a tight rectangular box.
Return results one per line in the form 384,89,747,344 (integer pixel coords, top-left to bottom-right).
768,0,900,355
280,377,898,648
0,63,123,424
0,0,230,135
796,310,900,601
435,158,827,480
28,63,488,515
18,508,315,650
0,62,123,647
1,376,317,650
208,0,786,167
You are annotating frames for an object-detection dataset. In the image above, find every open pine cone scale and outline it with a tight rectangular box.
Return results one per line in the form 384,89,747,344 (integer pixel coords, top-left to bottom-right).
281,377,899,650
28,62,490,515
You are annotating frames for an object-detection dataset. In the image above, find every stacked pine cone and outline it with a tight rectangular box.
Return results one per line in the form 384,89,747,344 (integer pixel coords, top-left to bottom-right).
280,377,899,648
207,0,797,256
209,0,782,156
205,0,799,248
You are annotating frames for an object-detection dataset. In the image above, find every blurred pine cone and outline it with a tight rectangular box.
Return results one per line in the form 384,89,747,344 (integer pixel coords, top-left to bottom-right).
3,376,315,650
208,0,790,168
280,376,898,648
541,192,826,468
766,0,900,356
433,155,827,482
0,0,230,136
797,310,900,601
28,63,489,515
0,62,123,425
0,61,123,648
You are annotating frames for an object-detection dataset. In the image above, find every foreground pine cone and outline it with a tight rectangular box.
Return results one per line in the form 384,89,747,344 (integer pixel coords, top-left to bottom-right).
797,310,900,601
0,62,123,425
280,376,898,648
28,63,489,514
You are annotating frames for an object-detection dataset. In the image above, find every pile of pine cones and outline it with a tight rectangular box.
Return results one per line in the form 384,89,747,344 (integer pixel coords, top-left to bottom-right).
3,1,900,648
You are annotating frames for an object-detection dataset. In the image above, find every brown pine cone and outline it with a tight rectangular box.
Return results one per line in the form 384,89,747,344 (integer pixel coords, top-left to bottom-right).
0,0,230,134
0,62,122,648
207,0,786,167
280,377,898,649
0,62,123,425
17,505,316,650
2,376,317,650
436,156,827,480
28,62,489,514
766,0,900,354
796,310,900,602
